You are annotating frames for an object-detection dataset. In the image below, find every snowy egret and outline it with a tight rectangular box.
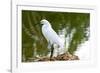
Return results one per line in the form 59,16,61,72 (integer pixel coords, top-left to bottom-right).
40,19,64,60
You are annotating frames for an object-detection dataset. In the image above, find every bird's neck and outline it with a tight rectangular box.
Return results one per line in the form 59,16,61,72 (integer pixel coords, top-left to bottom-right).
44,24,52,28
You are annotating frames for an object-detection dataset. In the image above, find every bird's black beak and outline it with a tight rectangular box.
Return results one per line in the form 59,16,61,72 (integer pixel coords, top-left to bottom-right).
40,23,43,27
41,24,43,25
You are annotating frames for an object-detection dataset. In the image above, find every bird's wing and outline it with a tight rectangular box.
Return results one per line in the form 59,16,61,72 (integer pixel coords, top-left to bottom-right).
42,25,64,48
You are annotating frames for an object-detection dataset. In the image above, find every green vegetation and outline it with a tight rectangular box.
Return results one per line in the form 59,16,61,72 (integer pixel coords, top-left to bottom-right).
22,10,90,62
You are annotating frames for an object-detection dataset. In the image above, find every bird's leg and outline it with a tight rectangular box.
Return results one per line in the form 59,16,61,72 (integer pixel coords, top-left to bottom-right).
50,44,54,61
47,41,51,49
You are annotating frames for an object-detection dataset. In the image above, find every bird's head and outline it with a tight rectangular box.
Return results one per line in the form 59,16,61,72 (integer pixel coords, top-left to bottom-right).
40,19,51,27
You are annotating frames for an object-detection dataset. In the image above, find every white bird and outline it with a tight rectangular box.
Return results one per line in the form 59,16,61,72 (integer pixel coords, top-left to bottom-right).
40,19,64,59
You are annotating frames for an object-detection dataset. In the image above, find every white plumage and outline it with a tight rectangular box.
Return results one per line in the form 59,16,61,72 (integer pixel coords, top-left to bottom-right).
40,19,64,55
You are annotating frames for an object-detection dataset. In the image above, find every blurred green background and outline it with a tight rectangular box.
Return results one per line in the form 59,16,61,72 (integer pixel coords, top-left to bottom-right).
22,10,90,62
